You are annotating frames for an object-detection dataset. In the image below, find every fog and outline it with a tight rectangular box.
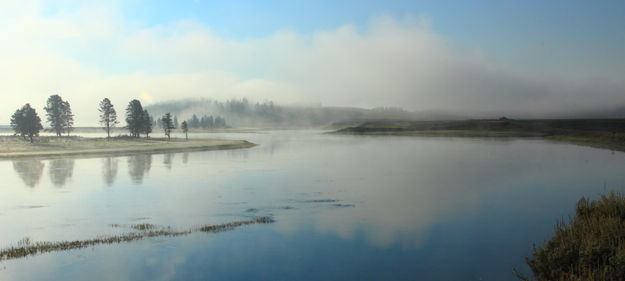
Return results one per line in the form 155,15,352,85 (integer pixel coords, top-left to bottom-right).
0,2,623,126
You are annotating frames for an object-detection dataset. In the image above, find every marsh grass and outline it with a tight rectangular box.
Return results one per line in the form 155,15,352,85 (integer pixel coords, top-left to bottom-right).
517,191,625,281
336,119,625,152
0,216,274,262
131,223,158,231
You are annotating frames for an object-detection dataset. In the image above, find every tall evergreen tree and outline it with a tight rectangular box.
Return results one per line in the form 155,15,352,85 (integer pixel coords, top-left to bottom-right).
44,94,73,136
142,110,153,138
190,114,199,128
125,99,144,138
181,120,188,140
62,100,74,136
161,112,174,140
206,115,214,128
10,103,43,143
214,116,227,128
98,98,118,138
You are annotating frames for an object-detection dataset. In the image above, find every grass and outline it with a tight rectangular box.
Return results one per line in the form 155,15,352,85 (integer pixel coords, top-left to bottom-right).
334,119,625,152
0,135,255,159
544,135,625,152
517,191,625,281
0,216,274,262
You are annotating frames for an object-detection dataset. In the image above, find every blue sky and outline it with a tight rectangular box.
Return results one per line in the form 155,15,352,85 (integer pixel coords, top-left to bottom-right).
118,0,624,73
0,0,624,124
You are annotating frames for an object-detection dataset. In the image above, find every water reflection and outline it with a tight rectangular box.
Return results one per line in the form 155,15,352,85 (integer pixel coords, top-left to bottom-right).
182,152,189,164
12,160,45,188
163,153,174,170
102,157,119,186
3,132,625,281
49,159,75,187
127,154,152,184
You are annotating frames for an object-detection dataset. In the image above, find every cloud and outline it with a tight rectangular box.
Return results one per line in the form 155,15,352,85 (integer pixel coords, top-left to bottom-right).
0,2,623,125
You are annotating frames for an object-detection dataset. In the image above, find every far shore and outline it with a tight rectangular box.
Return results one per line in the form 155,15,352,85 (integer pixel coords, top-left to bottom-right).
0,136,256,160
333,119,625,152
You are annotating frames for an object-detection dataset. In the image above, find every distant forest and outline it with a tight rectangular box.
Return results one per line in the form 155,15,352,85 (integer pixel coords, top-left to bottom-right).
146,98,423,128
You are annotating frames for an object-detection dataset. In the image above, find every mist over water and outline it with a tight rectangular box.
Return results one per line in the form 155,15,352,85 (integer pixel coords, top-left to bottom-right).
0,131,625,280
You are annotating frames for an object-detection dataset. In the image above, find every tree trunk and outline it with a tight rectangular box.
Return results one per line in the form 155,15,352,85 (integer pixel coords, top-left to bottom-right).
29,134,33,143
107,126,110,138
185,132,188,141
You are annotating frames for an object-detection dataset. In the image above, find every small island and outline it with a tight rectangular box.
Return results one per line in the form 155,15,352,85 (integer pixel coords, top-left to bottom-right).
0,136,255,159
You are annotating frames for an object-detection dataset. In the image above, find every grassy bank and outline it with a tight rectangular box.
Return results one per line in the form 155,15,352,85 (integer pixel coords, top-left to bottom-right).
0,136,256,160
517,192,625,281
334,119,625,152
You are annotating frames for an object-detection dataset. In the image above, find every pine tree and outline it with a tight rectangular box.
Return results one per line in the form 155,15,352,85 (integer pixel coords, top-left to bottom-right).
190,114,199,128
62,100,74,136
181,121,188,140
98,98,118,138
125,99,144,138
161,112,174,140
142,110,153,138
44,94,72,136
10,104,43,143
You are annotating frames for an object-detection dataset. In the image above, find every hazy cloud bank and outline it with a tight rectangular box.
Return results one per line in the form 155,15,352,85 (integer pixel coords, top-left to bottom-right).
0,1,623,125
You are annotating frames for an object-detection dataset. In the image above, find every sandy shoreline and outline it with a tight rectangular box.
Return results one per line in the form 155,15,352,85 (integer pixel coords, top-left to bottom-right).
0,136,256,160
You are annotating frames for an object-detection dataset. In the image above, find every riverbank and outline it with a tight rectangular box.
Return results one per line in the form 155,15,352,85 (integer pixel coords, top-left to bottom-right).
0,136,256,159
334,119,625,152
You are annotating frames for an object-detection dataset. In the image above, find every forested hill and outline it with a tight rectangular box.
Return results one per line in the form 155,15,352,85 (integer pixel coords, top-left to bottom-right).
145,98,438,128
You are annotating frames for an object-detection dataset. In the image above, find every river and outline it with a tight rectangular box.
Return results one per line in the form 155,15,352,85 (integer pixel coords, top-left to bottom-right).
1,130,624,280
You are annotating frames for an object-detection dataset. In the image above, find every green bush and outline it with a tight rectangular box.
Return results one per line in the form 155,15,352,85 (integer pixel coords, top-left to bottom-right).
519,191,625,281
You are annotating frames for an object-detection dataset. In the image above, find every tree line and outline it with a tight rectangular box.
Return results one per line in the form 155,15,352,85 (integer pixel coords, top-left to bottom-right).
9,95,213,142
187,114,227,129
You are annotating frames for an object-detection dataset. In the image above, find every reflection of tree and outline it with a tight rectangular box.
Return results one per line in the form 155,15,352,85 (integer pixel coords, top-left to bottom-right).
12,160,45,188
49,159,75,187
102,157,119,186
128,154,152,184
182,152,189,164
163,153,174,170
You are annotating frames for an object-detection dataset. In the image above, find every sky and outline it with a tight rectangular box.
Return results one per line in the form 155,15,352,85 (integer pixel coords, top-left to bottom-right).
0,0,624,125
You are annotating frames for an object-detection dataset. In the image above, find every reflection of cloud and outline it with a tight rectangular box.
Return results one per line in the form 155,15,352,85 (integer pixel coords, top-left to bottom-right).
269,137,577,249
49,159,75,187
12,160,45,188
102,157,118,186
128,154,152,184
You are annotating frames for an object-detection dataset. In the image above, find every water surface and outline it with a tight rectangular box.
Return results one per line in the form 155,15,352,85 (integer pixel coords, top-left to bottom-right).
1,131,624,280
